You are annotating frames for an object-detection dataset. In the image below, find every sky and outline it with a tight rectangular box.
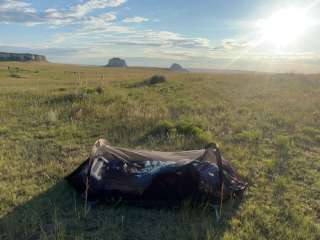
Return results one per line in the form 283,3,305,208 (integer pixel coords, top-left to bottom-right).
0,0,320,73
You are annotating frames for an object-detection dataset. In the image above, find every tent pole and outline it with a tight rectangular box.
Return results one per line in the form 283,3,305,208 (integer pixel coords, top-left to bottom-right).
209,143,224,218
84,177,89,216
84,157,94,216
219,182,224,216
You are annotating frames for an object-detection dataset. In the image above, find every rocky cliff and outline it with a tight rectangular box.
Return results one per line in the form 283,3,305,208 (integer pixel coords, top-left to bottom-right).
0,52,47,62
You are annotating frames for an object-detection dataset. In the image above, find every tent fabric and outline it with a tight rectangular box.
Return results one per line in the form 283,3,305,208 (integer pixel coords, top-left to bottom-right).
66,139,247,203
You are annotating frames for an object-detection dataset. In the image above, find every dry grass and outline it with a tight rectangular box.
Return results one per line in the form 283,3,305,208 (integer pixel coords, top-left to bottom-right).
0,62,319,239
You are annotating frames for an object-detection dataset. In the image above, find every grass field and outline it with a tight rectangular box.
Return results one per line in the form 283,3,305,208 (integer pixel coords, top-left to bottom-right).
0,61,319,240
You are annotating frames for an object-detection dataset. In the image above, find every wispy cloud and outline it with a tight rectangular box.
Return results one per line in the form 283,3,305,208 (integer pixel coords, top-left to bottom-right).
0,0,126,26
222,39,250,50
81,12,117,29
123,16,148,23
0,0,35,13
0,0,38,24
56,26,211,50
0,1,227,54
45,0,126,21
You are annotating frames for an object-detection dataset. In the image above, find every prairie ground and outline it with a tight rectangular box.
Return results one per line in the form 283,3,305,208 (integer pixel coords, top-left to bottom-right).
0,62,319,239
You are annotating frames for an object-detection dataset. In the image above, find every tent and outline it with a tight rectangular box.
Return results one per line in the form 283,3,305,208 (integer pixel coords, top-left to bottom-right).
66,139,247,205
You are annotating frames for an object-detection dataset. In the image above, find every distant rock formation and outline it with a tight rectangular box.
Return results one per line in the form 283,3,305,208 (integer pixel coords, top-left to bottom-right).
105,57,128,68
169,63,188,72
0,52,47,62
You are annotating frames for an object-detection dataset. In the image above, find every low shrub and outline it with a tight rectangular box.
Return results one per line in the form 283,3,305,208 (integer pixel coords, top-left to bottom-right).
145,75,167,85
131,75,167,88
143,120,212,147
95,86,104,94
8,66,21,78
83,86,104,95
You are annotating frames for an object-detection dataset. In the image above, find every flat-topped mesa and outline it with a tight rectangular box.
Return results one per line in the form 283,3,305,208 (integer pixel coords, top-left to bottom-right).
105,57,128,68
169,63,188,72
0,52,47,62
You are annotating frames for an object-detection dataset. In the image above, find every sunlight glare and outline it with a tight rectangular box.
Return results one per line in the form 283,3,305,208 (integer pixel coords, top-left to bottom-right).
257,8,310,48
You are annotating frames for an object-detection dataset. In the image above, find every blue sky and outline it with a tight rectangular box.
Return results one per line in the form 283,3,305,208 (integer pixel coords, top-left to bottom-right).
0,0,319,72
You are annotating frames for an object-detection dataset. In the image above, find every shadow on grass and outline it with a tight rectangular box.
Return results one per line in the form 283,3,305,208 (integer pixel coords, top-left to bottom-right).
0,181,243,240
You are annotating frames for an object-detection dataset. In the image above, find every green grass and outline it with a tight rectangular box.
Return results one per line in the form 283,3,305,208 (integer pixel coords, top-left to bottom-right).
0,62,319,239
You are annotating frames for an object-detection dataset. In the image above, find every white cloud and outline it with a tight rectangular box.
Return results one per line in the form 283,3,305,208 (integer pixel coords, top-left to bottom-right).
0,0,35,13
0,0,38,24
0,0,126,26
42,0,125,26
141,30,210,48
66,26,211,49
62,0,126,19
222,39,250,50
143,48,203,61
80,12,117,29
123,16,148,23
